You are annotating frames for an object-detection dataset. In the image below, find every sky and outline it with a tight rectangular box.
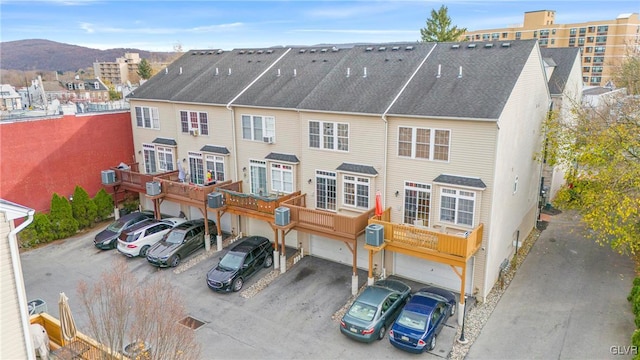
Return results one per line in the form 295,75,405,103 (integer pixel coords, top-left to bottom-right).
1,0,638,52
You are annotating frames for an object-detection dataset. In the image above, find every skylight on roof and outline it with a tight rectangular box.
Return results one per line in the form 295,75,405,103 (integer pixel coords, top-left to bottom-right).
467,44,476,48
405,46,414,50
378,47,386,51
485,43,494,48
392,46,400,51
365,47,373,52
501,42,511,48
451,44,460,49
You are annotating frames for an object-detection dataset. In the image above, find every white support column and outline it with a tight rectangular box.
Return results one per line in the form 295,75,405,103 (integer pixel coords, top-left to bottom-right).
351,275,359,295
367,277,374,286
457,302,465,326
280,254,287,274
114,207,120,220
273,250,280,269
204,234,211,252
216,235,223,252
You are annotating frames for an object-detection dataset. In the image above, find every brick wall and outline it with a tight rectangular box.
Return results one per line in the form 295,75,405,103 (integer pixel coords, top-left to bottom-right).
0,112,134,213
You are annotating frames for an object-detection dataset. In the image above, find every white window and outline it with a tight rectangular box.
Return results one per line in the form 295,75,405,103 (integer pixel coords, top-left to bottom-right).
398,127,450,161
250,160,268,195
179,111,208,135
309,121,349,151
440,188,475,226
142,143,156,174
135,106,160,129
157,146,175,172
403,182,431,227
205,154,225,182
270,163,293,193
188,152,204,185
343,175,370,209
316,170,337,211
242,115,275,142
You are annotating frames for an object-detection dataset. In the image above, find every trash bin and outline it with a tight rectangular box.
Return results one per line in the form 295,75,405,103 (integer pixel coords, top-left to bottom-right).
28,299,47,315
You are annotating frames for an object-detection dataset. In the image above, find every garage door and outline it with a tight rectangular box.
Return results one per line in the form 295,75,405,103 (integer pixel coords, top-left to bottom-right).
393,253,474,295
310,235,368,270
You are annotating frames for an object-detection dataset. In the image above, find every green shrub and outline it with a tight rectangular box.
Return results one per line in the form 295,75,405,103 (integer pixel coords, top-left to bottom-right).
71,186,97,229
93,189,114,221
121,193,140,214
629,277,640,302
49,193,78,238
18,213,54,248
632,329,640,353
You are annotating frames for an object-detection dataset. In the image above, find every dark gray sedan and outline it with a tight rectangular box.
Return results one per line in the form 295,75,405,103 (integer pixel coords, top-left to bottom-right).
146,219,215,267
340,279,411,342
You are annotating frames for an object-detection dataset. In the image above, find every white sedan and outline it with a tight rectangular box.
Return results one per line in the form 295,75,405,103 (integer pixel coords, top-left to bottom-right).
117,218,186,257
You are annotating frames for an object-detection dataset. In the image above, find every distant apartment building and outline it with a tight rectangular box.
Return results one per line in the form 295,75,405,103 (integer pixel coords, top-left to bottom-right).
93,52,142,85
464,10,640,86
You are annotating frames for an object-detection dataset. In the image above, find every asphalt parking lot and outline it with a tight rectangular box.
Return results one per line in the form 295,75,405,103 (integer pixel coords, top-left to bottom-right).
21,225,459,359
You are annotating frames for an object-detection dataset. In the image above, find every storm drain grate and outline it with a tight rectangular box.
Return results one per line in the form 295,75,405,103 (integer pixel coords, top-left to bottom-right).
179,316,206,330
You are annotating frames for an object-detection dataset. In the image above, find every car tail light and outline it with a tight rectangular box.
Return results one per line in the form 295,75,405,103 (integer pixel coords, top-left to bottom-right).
418,339,426,346
361,328,375,335
340,320,346,328
389,330,394,337
127,244,138,248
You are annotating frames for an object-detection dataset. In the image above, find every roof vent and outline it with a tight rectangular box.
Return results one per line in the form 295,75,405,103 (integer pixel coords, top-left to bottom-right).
299,49,306,53
485,43,494,48
310,49,317,53
217,49,224,54
405,46,414,50
238,50,245,54
207,51,214,55
378,46,386,51
267,49,274,54
365,47,373,52
392,46,400,51
451,44,460,49
501,42,511,48
200,51,206,55
191,52,197,55
467,43,476,48
332,47,339,52
321,48,328,53
248,50,255,54
257,50,264,54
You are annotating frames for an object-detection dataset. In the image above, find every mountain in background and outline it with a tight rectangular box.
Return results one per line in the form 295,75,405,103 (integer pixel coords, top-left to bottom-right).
0,39,176,72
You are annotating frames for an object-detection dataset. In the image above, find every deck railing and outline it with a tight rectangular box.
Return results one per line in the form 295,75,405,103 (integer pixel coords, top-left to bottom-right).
217,183,301,215
368,219,484,259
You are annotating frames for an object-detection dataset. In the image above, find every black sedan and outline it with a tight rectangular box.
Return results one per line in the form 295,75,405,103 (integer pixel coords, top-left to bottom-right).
146,219,215,267
94,211,155,250
206,236,273,292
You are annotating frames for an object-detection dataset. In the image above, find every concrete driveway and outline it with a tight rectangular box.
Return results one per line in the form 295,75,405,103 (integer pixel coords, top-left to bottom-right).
466,210,636,360
21,226,458,359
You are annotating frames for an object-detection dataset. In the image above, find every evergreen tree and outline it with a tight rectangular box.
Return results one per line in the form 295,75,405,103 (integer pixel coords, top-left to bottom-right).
420,5,467,42
71,186,98,229
137,59,153,80
93,189,114,221
49,193,78,238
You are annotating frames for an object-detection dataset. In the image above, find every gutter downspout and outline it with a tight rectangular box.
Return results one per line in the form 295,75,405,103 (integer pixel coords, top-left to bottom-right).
9,209,35,359
379,44,437,278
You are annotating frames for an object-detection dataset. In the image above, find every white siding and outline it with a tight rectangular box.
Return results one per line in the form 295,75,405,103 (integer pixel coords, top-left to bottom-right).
0,213,29,359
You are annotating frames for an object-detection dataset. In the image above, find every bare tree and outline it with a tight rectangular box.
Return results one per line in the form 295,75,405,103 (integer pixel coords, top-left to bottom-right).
78,258,201,360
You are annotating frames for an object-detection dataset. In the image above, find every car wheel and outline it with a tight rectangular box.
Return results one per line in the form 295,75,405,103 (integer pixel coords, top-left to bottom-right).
377,325,386,341
428,335,436,351
232,277,244,292
450,303,456,316
170,255,181,267
139,245,150,257
264,255,273,268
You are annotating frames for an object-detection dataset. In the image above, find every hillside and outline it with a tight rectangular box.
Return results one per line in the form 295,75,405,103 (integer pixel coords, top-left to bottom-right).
0,39,176,71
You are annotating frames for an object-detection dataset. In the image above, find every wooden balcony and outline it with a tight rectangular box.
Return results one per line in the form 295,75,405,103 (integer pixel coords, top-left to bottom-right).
281,193,375,242
30,313,129,360
367,212,483,267
214,181,301,223
153,174,232,207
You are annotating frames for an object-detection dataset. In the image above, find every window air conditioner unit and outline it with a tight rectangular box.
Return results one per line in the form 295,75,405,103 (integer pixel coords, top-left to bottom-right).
146,181,162,196
262,136,274,144
101,169,116,184
189,129,199,136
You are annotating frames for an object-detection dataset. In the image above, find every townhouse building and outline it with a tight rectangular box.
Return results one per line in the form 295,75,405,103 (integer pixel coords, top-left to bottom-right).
111,40,553,315
464,10,640,87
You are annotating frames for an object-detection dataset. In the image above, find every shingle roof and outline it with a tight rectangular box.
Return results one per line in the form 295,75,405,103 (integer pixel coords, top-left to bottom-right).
152,138,177,146
200,145,230,154
433,174,486,189
264,152,299,163
336,163,378,175
130,40,539,120
540,47,581,95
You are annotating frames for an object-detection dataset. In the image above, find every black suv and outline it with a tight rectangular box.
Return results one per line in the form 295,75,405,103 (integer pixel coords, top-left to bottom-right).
146,219,215,267
94,211,155,250
206,236,274,292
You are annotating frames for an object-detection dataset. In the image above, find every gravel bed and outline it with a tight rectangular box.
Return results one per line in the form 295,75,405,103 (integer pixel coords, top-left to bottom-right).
173,233,242,275
240,251,301,299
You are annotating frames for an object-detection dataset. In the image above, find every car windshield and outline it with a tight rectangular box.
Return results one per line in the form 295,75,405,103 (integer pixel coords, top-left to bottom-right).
218,252,244,271
164,230,186,244
106,219,127,232
396,310,428,331
347,301,377,322
123,232,140,243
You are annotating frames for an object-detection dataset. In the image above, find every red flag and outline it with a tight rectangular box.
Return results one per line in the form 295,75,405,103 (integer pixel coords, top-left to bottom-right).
375,191,383,217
